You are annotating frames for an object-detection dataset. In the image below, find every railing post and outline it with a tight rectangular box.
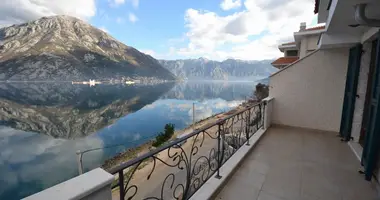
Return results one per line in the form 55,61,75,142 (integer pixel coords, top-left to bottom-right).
256,104,260,131
262,101,266,129
76,150,83,175
119,170,125,200
246,109,251,146
215,123,222,179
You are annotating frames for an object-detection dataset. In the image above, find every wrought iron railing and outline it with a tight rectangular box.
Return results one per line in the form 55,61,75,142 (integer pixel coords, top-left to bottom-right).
108,102,265,200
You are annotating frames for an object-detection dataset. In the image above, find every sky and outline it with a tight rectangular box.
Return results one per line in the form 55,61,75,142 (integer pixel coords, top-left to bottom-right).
0,0,319,61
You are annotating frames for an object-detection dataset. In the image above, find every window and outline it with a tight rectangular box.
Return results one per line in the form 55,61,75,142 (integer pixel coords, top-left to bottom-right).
327,0,332,10
286,50,298,57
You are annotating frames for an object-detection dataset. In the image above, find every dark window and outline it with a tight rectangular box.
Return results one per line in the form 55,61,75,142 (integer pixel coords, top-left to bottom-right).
327,0,332,10
286,50,298,57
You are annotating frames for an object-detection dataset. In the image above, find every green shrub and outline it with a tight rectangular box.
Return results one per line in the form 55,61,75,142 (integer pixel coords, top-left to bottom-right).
152,123,175,147
254,83,269,101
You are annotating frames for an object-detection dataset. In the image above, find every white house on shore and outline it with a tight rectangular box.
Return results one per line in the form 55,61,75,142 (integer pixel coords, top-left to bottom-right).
23,0,380,199
271,23,325,69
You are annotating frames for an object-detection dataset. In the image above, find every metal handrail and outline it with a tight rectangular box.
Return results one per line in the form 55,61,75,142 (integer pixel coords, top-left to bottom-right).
108,101,265,200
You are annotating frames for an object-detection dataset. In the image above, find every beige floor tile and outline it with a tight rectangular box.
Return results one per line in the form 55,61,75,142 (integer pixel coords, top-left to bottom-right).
215,126,378,200
243,159,270,175
257,190,286,200
215,183,260,200
233,167,267,189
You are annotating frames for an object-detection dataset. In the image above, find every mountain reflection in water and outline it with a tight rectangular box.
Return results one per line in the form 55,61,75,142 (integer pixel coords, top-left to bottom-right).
0,82,175,139
0,80,261,200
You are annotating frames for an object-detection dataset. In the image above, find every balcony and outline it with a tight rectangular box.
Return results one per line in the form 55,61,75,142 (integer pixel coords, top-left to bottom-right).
215,125,378,200
24,98,379,200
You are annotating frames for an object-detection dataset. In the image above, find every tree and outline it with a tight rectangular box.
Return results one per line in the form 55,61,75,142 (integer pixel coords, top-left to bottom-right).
152,123,175,147
254,83,269,101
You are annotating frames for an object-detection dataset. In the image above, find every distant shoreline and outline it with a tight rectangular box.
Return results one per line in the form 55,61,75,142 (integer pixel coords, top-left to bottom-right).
101,100,256,171
0,78,266,83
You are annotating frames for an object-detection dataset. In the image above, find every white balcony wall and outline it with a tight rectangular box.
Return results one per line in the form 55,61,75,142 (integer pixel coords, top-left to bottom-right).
269,48,349,132
23,168,114,200
263,97,274,129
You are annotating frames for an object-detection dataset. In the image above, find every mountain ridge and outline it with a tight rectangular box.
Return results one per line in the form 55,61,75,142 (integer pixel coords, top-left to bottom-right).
0,15,175,81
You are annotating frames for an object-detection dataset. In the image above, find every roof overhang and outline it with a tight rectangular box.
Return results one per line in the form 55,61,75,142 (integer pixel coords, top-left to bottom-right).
319,0,380,49
317,0,331,23
278,44,297,52
271,57,299,67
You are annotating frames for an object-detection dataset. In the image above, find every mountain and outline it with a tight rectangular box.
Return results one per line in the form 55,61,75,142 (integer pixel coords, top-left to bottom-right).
159,58,277,80
0,15,175,81
0,82,174,139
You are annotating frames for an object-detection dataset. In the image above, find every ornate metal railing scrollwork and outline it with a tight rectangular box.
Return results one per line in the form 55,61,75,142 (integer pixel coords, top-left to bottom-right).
108,102,265,200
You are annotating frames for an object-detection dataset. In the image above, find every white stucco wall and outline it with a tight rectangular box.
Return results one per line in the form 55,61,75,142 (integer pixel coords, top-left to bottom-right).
269,48,349,132
307,35,319,51
299,35,320,58
351,41,372,142
299,38,308,58
263,97,274,129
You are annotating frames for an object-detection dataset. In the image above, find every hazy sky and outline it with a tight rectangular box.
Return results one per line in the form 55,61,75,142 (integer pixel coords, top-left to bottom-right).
0,0,319,60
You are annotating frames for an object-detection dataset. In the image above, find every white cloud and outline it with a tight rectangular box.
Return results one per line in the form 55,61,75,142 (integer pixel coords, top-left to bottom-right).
129,13,138,23
129,0,140,8
0,0,96,27
141,49,156,57
114,0,125,5
108,0,125,7
169,0,315,61
214,100,243,109
99,26,109,33
143,103,156,109
116,17,125,24
0,127,105,192
188,106,213,122
112,0,138,8
221,0,242,10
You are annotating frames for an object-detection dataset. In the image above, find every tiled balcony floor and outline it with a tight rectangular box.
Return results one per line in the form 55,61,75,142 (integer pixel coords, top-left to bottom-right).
215,125,379,200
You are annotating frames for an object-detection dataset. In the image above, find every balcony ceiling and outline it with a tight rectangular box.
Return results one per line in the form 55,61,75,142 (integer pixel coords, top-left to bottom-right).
320,0,380,48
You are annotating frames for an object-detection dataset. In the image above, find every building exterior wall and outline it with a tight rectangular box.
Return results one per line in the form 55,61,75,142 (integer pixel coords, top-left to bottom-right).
351,41,372,142
269,48,349,132
299,37,308,58
307,35,319,51
299,35,320,58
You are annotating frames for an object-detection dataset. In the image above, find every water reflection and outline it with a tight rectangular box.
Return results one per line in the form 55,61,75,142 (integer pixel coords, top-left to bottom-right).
0,127,104,198
0,81,259,200
0,82,175,138
163,81,255,101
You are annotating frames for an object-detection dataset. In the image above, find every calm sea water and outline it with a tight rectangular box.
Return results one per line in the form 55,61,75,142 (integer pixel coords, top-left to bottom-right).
0,80,261,199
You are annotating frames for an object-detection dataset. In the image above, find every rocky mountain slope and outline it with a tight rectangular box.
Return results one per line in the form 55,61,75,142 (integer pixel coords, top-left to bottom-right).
0,15,175,81
159,58,276,80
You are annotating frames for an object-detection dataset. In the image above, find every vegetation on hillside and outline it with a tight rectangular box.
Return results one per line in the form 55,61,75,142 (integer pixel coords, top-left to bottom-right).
152,123,175,147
